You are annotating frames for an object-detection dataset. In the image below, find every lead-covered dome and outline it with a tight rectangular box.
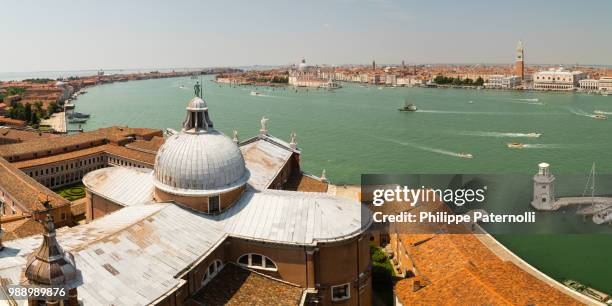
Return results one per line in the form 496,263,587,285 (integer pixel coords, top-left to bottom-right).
153,95,249,196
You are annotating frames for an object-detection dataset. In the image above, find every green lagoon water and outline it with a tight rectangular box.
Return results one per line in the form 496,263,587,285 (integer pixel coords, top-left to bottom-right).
71,76,612,292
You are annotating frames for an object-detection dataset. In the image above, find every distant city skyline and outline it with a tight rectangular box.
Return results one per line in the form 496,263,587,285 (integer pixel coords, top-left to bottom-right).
1,0,612,73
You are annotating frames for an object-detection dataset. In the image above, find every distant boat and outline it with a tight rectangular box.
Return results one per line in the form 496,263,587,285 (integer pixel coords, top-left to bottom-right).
68,112,90,119
64,103,75,110
507,142,524,149
468,100,474,104
563,279,612,304
591,114,607,120
525,133,541,138
250,91,261,96
398,99,417,112
68,118,87,124
458,153,473,159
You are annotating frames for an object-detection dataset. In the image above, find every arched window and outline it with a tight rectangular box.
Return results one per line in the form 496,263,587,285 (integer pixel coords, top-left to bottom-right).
201,259,223,286
237,253,277,271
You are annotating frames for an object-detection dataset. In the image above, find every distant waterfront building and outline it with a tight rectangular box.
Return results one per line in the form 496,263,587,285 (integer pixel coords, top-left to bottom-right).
599,76,612,92
288,58,340,88
515,40,525,80
579,79,599,91
532,67,587,91
485,75,521,89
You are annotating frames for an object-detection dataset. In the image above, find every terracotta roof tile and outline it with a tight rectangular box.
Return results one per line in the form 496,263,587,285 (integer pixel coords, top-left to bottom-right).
190,264,303,306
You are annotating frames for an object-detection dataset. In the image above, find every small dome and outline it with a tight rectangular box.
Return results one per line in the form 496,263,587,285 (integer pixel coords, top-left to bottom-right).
153,129,249,196
187,97,207,111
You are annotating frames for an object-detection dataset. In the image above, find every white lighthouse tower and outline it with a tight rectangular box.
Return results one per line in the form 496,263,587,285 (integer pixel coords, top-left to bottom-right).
531,162,556,210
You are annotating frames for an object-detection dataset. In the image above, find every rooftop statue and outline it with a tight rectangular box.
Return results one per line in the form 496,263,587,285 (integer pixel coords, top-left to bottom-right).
194,81,201,98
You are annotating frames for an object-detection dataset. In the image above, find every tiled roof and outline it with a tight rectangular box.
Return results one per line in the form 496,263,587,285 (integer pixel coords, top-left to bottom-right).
189,263,303,306
0,126,161,158
124,136,164,154
104,144,156,165
11,144,156,169
395,232,584,305
0,127,58,143
0,157,70,212
1,218,44,241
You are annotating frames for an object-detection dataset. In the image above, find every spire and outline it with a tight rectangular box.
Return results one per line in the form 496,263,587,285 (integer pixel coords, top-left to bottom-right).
232,128,239,144
24,214,78,288
289,131,297,149
259,117,269,135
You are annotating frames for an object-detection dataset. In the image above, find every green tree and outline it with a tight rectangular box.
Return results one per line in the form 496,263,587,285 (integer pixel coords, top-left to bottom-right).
475,77,484,86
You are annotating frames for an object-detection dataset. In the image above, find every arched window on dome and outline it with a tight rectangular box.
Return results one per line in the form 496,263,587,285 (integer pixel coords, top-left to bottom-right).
237,253,277,271
201,259,223,287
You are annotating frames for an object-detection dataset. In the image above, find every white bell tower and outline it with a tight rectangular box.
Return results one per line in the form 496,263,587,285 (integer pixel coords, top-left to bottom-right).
531,162,556,210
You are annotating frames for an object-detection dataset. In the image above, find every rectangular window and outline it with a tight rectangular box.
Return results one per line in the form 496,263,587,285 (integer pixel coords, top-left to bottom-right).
331,283,350,301
208,196,220,213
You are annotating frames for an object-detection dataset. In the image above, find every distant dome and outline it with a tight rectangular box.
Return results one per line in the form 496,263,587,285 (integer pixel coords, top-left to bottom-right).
298,58,307,70
153,97,249,196
55,81,65,87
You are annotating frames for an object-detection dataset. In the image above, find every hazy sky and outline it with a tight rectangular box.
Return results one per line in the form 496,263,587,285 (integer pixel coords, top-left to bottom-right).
1,0,611,72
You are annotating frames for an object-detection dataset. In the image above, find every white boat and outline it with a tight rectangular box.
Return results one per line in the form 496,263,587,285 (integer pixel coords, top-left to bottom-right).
593,207,612,224
458,153,473,159
468,101,474,104
250,91,261,96
591,114,607,120
507,142,524,149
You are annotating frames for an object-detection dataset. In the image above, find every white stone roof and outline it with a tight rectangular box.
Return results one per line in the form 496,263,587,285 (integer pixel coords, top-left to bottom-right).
0,204,227,306
83,166,154,207
153,130,249,196
220,188,371,245
240,136,295,190
84,167,370,246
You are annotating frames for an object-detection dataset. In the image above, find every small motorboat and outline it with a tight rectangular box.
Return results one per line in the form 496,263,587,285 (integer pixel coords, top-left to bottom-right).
398,99,417,112
468,100,474,104
525,133,541,138
68,118,87,124
64,103,75,110
458,153,473,159
592,114,607,120
69,112,90,119
507,142,524,148
250,91,261,96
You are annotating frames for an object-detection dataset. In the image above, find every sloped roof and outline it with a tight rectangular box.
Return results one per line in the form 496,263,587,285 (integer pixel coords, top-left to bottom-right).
0,203,226,306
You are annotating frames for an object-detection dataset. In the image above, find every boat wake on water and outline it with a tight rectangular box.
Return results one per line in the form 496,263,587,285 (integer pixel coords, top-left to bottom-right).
508,98,545,105
369,135,473,159
594,110,612,115
521,144,565,149
569,108,607,119
417,109,552,116
512,98,539,102
459,131,541,138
